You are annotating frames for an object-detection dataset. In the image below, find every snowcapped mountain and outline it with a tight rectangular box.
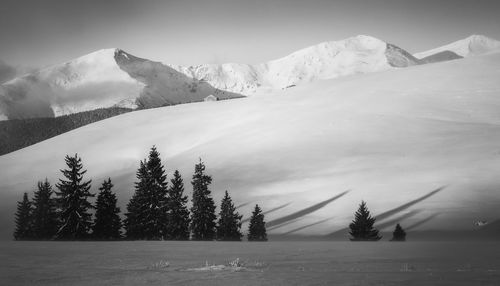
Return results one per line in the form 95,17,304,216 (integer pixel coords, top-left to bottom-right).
0,35,420,120
176,35,420,95
414,35,500,59
0,49,242,120
1,52,500,239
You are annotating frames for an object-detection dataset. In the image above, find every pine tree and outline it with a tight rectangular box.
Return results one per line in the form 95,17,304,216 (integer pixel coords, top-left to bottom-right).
248,204,267,241
13,193,33,240
32,179,58,240
125,159,148,240
390,223,406,241
92,178,122,240
216,191,243,241
166,170,190,240
190,159,217,240
145,146,169,239
55,154,94,240
349,201,381,241
124,146,169,240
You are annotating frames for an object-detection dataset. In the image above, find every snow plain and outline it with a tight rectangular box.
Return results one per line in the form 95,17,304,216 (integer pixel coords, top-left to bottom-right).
1,52,500,240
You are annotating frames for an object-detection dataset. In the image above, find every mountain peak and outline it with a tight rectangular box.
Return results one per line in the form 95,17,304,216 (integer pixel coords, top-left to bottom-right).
414,34,500,59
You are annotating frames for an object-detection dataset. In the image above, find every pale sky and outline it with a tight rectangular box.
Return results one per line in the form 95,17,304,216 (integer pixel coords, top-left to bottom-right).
1,0,499,68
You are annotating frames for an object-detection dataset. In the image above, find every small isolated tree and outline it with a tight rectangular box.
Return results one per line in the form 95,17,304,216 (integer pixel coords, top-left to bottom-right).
349,201,381,241
92,178,122,240
248,204,267,241
13,193,33,240
55,154,94,240
390,223,406,241
216,191,243,241
190,159,217,240
166,170,190,240
32,179,58,240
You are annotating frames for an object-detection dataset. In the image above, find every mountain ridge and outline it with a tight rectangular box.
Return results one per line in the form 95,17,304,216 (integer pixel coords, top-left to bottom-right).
0,35,420,120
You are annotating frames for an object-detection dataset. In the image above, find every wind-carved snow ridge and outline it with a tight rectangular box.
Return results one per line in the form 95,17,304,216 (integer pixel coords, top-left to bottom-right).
414,35,500,59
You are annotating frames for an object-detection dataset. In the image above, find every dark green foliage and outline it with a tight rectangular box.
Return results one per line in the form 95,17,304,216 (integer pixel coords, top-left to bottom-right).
166,170,190,240
124,160,148,239
13,193,33,240
349,201,381,241
390,223,406,241
190,159,217,240
92,178,122,240
248,204,267,241
216,191,243,241
124,146,169,240
32,179,58,240
0,107,133,156
55,154,94,240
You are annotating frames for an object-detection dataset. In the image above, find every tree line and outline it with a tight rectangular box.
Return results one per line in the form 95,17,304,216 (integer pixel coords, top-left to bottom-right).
13,146,267,241
0,107,132,156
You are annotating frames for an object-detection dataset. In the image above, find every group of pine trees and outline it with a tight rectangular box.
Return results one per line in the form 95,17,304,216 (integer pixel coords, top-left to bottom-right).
348,201,407,242
14,155,122,240
13,146,268,242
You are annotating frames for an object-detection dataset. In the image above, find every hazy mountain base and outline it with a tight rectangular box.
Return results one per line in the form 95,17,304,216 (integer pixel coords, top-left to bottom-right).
1,241,499,286
0,107,133,155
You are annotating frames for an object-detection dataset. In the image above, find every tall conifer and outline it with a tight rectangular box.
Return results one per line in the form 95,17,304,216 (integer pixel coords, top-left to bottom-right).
248,204,267,241
32,179,58,240
93,178,122,240
190,159,216,240
216,191,243,241
55,154,94,240
13,193,33,240
124,146,169,240
166,170,190,240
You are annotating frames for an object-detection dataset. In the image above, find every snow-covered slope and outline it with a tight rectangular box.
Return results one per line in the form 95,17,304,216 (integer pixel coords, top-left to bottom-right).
1,53,500,240
0,35,419,120
415,35,500,59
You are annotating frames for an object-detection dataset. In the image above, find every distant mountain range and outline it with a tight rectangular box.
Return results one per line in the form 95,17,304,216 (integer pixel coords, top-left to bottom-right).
1,34,499,120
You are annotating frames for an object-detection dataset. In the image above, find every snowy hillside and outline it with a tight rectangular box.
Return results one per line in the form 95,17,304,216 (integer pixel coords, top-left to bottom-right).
1,53,500,239
415,35,500,59
0,35,419,120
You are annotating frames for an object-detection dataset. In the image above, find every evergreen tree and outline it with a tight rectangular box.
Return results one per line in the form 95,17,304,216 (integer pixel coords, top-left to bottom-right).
248,204,267,241
124,146,169,240
216,191,243,241
349,201,381,241
390,223,406,241
125,159,148,240
13,193,33,240
92,178,122,240
190,159,217,240
32,179,58,240
166,170,190,240
55,154,94,240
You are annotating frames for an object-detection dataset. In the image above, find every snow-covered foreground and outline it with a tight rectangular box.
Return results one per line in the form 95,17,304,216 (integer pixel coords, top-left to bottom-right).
1,241,500,285
1,53,500,240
